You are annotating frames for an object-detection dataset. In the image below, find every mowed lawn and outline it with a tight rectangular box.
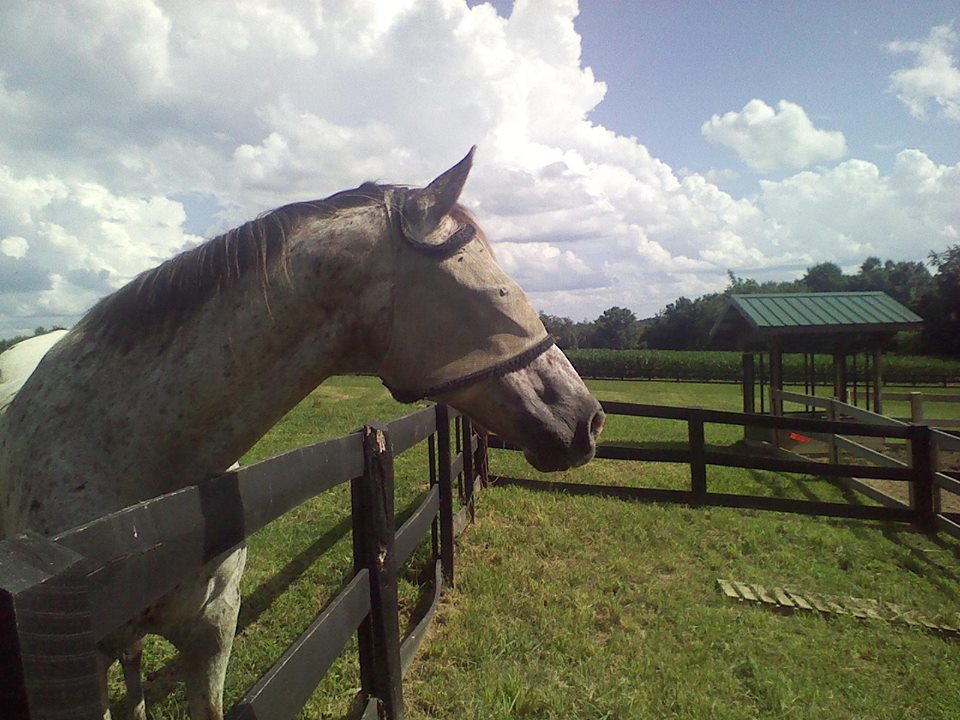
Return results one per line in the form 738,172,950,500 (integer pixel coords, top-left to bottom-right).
128,377,960,720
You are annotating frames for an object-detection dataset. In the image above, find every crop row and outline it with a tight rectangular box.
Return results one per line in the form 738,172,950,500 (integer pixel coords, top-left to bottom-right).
564,349,960,386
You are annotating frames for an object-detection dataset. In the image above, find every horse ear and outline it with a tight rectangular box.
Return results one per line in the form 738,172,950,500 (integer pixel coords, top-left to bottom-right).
400,146,476,245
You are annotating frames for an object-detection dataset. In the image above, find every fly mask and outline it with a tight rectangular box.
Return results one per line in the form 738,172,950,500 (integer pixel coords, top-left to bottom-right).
377,154,553,403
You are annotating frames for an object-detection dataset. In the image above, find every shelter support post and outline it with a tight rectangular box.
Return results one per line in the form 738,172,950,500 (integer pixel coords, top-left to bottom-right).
769,343,783,417
872,345,883,415
769,342,783,447
832,352,848,404
741,353,755,414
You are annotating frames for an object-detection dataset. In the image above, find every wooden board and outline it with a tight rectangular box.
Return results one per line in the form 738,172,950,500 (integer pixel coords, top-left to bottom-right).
717,579,959,639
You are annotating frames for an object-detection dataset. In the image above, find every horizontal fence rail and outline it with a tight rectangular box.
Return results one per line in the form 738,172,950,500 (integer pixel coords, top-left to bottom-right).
0,404,488,720
489,397,951,535
883,390,960,429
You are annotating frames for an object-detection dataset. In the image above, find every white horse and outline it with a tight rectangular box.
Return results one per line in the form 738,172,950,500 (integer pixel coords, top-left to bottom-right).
0,330,68,413
0,148,604,720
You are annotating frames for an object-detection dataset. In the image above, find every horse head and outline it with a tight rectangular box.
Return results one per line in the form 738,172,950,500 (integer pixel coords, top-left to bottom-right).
378,148,604,470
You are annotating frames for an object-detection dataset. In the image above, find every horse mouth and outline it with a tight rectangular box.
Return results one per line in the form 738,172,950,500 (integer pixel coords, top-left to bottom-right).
524,410,603,472
524,445,597,473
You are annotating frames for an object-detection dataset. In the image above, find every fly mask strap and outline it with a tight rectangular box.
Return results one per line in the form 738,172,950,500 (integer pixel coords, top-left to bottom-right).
385,334,556,403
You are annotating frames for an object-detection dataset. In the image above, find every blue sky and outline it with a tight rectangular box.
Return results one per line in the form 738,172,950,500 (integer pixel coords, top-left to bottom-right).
0,0,958,337
568,1,958,188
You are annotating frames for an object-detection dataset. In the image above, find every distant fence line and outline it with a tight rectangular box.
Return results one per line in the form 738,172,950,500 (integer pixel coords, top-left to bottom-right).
488,399,960,541
0,404,485,720
882,390,960,430
562,349,960,386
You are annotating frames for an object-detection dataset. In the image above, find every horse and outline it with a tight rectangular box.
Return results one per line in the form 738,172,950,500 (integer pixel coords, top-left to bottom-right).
0,329,68,413
0,147,604,720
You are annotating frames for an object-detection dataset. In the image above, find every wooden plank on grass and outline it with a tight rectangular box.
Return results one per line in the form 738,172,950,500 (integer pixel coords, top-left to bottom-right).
717,579,741,601
752,585,777,605
733,582,757,602
722,581,960,638
802,593,831,614
772,588,795,608
785,591,813,611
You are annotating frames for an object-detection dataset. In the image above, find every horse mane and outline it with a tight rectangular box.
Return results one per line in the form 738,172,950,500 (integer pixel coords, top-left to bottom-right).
78,184,489,353
78,183,388,351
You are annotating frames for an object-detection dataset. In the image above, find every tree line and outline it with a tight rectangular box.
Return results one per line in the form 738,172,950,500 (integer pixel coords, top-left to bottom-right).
540,244,960,357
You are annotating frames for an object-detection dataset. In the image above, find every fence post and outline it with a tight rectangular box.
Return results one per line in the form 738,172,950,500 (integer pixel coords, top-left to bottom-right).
436,405,455,586
352,425,403,720
688,409,707,505
0,534,104,720
475,431,489,488
827,399,839,465
460,416,476,524
909,424,936,533
909,392,924,424
427,434,439,559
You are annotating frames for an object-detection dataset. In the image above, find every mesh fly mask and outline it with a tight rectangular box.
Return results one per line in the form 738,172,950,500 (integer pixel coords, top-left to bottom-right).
378,188,554,403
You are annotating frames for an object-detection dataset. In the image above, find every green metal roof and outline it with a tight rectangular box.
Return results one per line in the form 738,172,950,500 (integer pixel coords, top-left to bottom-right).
730,292,921,329
710,292,923,350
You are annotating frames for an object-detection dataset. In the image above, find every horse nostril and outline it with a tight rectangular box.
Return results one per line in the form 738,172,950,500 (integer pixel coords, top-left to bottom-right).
589,407,605,441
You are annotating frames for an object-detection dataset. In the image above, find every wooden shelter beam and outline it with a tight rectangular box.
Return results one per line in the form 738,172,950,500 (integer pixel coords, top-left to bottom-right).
742,352,755,414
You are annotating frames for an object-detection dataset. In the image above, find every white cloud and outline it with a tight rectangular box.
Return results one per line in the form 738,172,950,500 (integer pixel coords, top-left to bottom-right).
493,241,607,291
1,237,29,259
701,99,848,172
757,151,960,266
0,1,957,336
887,24,960,123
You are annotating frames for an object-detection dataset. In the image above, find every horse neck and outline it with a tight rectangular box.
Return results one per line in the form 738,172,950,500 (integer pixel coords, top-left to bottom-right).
171,213,395,455
69,209,398,481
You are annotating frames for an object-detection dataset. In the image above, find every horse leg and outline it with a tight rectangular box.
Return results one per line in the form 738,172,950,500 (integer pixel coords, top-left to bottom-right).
163,547,246,720
96,649,114,720
121,639,147,720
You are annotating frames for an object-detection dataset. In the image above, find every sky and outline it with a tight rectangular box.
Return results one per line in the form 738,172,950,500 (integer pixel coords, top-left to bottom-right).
0,0,958,338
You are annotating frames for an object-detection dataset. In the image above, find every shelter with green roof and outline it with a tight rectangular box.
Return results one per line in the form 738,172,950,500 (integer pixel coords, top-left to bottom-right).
709,292,922,417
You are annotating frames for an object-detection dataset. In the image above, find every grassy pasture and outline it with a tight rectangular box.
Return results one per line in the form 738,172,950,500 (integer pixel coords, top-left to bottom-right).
123,377,960,719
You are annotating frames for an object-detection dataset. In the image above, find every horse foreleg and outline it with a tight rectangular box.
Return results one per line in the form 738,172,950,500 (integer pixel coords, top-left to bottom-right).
96,649,114,720
163,548,246,720
121,639,146,720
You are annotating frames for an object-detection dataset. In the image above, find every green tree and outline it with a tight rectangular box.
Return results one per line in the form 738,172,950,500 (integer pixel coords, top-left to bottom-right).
849,257,932,308
801,262,847,292
917,245,960,356
643,297,701,350
590,306,642,349
539,313,580,349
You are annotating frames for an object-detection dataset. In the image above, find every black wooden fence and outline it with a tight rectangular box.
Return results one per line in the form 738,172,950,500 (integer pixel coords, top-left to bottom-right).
489,400,960,540
0,404,485,720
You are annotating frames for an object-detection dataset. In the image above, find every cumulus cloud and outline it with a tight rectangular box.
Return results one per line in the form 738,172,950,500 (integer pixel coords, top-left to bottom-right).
701,99,848,172
0,1,956,336
887,24,960,123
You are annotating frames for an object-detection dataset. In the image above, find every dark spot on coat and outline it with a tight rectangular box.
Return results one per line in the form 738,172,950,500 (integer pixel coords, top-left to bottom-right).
499,288,508,296
74,483,86,492
30,499,43,511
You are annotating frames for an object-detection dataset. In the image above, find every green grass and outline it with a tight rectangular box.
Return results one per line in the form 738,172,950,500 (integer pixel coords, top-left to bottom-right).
122,377,960,720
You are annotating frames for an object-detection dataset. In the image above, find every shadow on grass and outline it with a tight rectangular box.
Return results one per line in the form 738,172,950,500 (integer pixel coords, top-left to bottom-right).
507,438,960,603
137,514,355,709
729,444,960,600
138,490,434,711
